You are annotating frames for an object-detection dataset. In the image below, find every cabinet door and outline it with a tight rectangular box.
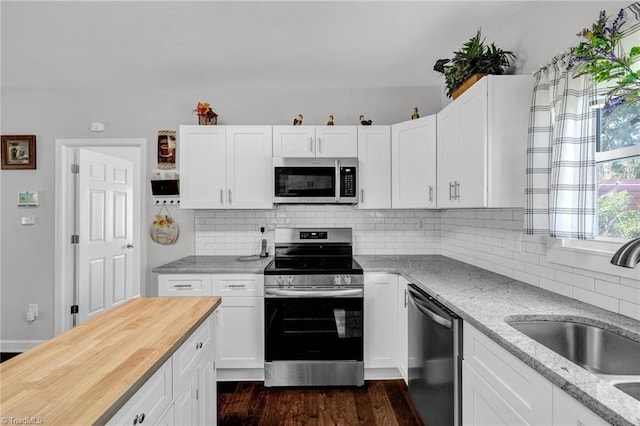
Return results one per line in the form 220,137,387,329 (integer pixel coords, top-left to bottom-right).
174,370,199,426
458,79,488,208
273,126,316,157
179,125,226,209
463,322,552,426
437,102,462,208
215,297,264,369
391,116,437,208
364,273,399,369
158,274,212,297
315,126,358,157
173,314,214,393
552,386,607,426
397,277,408,383
357,126,391,209
226,126,273,209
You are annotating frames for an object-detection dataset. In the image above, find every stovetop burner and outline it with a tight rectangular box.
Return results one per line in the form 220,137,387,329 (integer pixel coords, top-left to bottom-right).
264,227,363,276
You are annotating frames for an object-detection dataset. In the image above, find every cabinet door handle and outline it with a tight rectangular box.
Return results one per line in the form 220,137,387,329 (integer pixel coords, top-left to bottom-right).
220,188,224,205
309,137,313,152
428,185,433,202
228,189,232,204
174,284,193,289
404,289,408,308
360,189,364,203
449,182,454,201
318,137,322,153
455,181,460,200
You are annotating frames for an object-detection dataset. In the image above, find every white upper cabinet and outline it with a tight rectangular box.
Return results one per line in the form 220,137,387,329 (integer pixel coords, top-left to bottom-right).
179,125,273,209
357,126,391,209
391,115,437,209
437,75,534,208
226,126,273,209
179,125,227,209
273,126,357,158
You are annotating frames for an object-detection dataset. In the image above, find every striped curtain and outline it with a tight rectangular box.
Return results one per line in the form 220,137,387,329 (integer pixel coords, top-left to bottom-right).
524,57,597,239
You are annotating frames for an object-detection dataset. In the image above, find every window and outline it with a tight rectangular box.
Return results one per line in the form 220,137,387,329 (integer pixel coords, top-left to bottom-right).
595,101,640,240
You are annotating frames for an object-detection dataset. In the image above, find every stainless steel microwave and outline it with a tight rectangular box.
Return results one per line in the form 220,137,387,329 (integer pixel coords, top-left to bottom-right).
273,157,358,204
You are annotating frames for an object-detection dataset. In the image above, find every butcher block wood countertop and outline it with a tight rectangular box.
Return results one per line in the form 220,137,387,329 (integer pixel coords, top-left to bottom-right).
0,297,221,425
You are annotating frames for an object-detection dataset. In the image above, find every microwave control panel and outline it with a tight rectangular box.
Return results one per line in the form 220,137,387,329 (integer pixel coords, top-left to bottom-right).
340,167,356,198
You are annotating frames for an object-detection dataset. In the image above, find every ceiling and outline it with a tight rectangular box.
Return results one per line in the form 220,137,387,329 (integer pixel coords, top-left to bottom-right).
1,1,536,90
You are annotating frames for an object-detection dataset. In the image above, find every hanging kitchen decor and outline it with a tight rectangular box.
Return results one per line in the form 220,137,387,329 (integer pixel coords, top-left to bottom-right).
157,130,176,169
150,205,179,245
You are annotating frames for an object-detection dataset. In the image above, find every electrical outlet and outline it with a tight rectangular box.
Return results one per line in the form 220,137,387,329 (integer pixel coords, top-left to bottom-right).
26,311,35,322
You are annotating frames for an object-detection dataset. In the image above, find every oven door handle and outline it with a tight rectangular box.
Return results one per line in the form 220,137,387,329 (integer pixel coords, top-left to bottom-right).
265,288,363,298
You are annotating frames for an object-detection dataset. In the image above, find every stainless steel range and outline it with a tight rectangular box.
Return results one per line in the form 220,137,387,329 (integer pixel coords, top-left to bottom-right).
263,227,364,387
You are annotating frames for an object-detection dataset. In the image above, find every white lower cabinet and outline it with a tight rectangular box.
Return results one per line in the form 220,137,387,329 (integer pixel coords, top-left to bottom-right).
552,385,607,426
158,273,265,381
364,273,400,377
463,322,607,426
107,313,216,426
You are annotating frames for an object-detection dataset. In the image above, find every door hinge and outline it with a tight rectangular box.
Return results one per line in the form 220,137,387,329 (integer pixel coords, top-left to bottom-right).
70,164,79,174
71,234,79,244
196,389,199,401
70,305,79,315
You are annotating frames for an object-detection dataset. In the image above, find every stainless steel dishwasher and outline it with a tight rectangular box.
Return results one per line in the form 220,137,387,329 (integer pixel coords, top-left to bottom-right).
407,284,462,426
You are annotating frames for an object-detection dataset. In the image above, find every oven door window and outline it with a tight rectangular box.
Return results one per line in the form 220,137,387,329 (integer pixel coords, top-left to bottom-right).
274,167,335,198
265,298,363,361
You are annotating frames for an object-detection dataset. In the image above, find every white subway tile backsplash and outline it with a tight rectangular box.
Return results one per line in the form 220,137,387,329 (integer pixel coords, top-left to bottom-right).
194,206,639,321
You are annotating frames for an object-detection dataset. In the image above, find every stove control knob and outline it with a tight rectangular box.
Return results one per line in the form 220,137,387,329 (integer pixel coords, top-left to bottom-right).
287,275,294,285
343,275,351,285
334,275,341,285
276,276,285,286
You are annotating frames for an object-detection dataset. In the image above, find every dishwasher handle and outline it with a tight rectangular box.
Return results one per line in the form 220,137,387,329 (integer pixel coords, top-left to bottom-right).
407,285,453,329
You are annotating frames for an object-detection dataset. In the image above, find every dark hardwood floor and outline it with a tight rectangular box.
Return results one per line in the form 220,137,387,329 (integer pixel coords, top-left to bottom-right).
218,380,423,426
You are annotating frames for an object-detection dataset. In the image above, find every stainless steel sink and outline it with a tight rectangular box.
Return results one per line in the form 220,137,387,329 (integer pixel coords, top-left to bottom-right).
507,320,640,375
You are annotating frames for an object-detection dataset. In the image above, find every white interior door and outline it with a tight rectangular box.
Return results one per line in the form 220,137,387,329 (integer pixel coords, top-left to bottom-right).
77,149,134,324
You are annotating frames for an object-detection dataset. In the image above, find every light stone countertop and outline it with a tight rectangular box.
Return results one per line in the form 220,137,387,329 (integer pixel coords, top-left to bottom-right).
152,255,273,274
152,254,640,425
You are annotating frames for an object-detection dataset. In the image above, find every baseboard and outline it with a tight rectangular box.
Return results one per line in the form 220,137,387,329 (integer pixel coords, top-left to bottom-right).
217,368,265,382
364,367,402,380
1,340,45,353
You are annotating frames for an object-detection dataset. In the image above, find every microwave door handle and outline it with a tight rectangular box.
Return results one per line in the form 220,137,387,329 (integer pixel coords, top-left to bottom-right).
335,160,340,202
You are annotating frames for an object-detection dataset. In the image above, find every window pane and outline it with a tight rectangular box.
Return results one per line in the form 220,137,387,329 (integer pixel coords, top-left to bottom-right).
596,156,640,239
599,101,640,152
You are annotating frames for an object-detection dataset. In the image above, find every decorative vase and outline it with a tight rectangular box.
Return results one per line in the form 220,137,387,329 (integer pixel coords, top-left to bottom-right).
198,115,217,125
451,73,487,100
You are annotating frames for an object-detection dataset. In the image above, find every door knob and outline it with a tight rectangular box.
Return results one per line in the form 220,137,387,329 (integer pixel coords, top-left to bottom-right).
126,243,134,249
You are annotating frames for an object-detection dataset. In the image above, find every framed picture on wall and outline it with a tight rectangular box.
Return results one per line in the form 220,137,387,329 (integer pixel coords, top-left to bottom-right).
1,135,36,170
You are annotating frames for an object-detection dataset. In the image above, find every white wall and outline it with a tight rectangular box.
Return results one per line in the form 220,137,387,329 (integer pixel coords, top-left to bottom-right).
0,86,437,344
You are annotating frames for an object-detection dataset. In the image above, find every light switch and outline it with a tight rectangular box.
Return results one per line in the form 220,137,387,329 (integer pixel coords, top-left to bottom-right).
21,217,36,225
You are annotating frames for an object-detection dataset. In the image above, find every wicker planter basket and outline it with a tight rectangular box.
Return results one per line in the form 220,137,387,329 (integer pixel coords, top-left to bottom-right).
451,73,487,100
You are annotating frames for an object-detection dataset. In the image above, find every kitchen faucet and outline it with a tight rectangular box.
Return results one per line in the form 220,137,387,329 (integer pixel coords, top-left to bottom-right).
610,237,640,268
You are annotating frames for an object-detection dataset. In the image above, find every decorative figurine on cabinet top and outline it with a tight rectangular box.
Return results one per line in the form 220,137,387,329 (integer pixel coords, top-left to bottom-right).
293,114,304,125
327,115,335,126
359,115,372,125
411,107,420,120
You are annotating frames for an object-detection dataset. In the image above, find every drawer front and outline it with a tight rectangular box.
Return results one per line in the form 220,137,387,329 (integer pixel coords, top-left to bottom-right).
106,358,173,425
158,274,212,297
463,322,552,425
212,274,264,297
173,313,215,393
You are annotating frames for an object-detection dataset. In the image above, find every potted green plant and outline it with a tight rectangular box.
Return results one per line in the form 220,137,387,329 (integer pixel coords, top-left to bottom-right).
434,30,516,99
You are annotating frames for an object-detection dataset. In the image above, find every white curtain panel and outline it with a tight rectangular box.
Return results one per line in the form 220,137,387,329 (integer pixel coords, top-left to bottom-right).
524,59,596,239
